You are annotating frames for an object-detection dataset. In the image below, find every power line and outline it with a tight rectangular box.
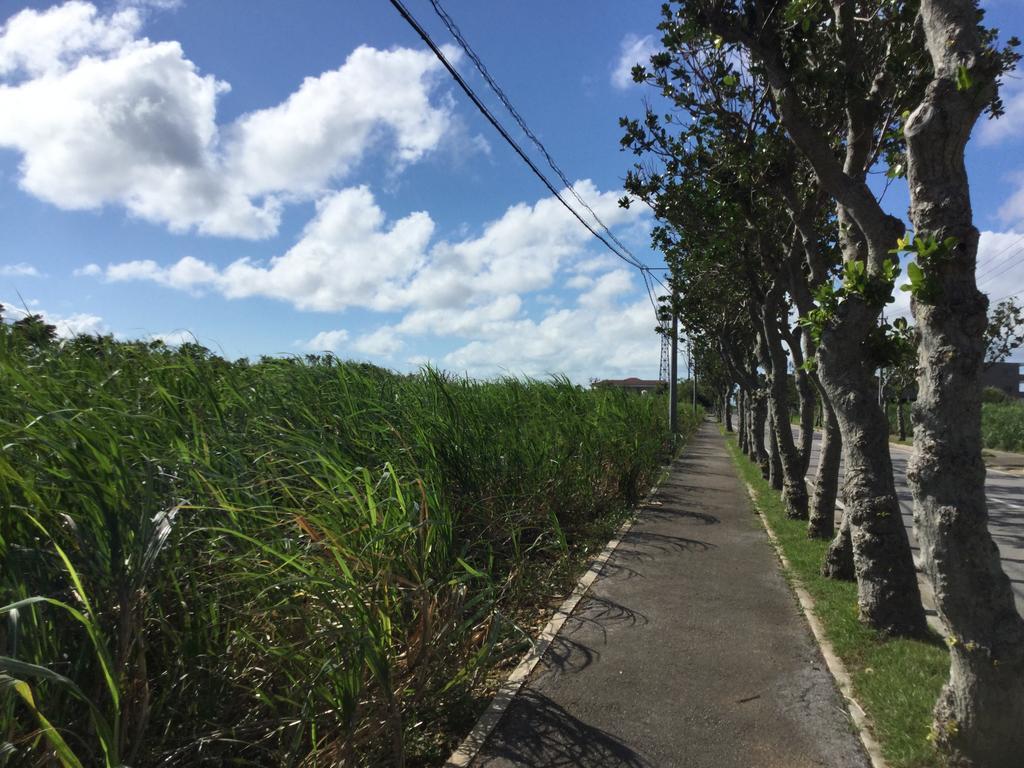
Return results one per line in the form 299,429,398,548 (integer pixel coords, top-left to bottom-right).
387,0,656,273
977,246,1024,289
427,0,644,268
990,286,1024,304
976,233,1024,280
386,0,669,321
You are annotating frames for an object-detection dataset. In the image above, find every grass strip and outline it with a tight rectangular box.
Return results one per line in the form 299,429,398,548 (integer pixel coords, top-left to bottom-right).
722,431,950,768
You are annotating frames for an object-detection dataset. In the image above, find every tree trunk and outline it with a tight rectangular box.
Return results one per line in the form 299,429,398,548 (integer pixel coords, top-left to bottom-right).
768,413,784,491
725,384,734,432
737,388,748,454
763,307,809,518
795,366,815,477
904,3,1024,761
816,291,927,636
751,390,769,478
822,503,855,581
808,374,842,540
897,400,907,442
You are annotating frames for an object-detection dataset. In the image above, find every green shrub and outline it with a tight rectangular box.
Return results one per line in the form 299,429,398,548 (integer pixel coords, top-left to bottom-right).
982,387,1010,404
982,402,1024,452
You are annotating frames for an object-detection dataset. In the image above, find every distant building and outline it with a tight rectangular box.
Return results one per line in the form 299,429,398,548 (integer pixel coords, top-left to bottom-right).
982,362,1024,399
591,377,666,395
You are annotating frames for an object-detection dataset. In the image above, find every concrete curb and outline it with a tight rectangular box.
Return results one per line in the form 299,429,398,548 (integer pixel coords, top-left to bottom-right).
743,482,888,768
442,479,666,767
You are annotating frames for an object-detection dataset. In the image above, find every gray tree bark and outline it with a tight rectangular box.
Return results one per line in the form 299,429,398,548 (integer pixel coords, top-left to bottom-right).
751,390,770,478
903,2,1024,762
725,384,734,432
762,302,809,518
741,391,749,456
808,374,842,540
822,503,855,581
795,364,815,477
768,413,784,491
815,245,927,635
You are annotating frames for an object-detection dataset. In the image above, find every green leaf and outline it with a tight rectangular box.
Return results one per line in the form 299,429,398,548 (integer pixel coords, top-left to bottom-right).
956,65,973,92
457,558,487,579
2,676,83,768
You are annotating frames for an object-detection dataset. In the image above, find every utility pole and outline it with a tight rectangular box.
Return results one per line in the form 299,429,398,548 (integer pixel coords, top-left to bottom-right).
670,308,679,434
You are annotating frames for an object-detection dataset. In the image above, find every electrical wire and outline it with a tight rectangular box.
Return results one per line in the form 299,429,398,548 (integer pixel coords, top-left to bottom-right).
976,232,1024,281
977,246,1024,290
387,0,670,320
388,0,655,271
989,286,1024,304
427,0,644,267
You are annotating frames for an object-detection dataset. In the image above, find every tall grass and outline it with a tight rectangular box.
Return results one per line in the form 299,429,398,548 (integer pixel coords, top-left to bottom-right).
0,331,685,766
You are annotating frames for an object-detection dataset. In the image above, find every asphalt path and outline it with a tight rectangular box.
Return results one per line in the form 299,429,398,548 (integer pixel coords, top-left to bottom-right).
798,429,1024,614
474,424,870,767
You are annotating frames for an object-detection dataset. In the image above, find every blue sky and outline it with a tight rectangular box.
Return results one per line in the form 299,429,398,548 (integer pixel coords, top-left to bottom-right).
1,0,1022,380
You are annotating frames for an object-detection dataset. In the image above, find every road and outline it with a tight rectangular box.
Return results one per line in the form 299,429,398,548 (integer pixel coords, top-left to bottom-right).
799,430,1024,615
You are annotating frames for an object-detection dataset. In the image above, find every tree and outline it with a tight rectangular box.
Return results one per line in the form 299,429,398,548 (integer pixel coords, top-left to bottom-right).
984,297,1024,368
899,3,1024,760
633,1,1023,761
623,2,925,635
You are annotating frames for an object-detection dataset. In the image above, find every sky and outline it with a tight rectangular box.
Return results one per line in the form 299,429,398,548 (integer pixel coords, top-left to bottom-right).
0,0,1022,382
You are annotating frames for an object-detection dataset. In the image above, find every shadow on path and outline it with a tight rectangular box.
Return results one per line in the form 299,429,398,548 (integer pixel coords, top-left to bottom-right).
475,690,651,768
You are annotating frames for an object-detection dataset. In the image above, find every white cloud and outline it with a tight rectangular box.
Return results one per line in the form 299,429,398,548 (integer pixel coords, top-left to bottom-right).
977,229,1024,305
353,327,403,358
577,268,634,307
229,45,458,197
100,186,433,309
97,180,644,315
395,295,523,337
301,328,349,352
977,70,1024,147
611,33,657,89
105,254,220,292
1,300,106,337
218,188,433,311
0,3,457,238
0,263,42,277
997,171,1024,230
0,1,139,78
73,263,102,277
90,180,659,382
442,290,659,381
395,179,640,310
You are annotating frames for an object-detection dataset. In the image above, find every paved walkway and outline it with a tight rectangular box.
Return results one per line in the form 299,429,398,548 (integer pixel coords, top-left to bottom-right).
472,422,869,768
